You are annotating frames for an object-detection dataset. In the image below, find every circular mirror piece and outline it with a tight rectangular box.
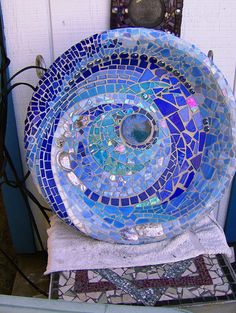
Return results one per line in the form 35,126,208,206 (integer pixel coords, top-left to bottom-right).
128,0,166,28
121,113,154,146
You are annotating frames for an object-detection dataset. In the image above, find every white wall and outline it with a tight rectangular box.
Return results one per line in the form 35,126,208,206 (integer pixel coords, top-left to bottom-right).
181,0,236,228
1,0,236,248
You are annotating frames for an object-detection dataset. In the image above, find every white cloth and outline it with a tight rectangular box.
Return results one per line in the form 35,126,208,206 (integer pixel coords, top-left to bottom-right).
45,214,231,274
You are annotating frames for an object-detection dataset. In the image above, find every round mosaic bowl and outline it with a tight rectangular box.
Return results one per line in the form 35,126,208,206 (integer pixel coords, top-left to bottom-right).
24,28,236,244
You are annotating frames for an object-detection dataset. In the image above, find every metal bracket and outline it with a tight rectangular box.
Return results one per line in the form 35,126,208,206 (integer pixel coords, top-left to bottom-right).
35,55,47,78
207,50,214,62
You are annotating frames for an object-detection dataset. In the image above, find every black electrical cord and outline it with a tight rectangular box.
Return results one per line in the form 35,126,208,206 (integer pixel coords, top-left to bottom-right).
0,175,51,214
7,65,47,84
0,75,51,217
0,156,51,214
22,170,31,183
3,147,50,225
0,246,48,297
1,170,46,253
6,82,37,94
0,100,50,251
0,13,51,296
21,186,51,213
0,179,17,188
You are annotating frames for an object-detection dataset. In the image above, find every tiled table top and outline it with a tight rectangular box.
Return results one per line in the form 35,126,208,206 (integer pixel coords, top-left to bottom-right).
49,254,236,306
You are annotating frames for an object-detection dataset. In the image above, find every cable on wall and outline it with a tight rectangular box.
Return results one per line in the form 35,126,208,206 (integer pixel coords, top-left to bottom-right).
0,13,50,296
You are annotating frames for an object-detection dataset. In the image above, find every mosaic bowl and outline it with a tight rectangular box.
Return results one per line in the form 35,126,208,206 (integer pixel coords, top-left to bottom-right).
24,28,236,244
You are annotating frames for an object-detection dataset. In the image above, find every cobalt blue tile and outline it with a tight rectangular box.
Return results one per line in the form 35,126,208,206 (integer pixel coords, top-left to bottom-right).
184,172,195,188
169,187,184,200
186,119,196,132
130,196,139,204
190,154,202,170
169,112,185,132
162,93,176,104
101,196,110,204
111,198,119,206
146,187,155,196
138,192,148,201
84,189,92,196
154,98,178,116
121,198,130,206
199,132,206,151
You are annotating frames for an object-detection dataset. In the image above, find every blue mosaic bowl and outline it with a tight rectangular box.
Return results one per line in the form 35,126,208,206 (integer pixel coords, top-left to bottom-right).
24,28,236,244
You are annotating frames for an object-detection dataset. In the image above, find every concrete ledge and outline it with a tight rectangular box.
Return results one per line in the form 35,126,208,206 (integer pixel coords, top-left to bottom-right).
0,295,190,313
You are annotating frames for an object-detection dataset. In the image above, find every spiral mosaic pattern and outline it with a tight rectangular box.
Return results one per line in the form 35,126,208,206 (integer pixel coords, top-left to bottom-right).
24,28,236,244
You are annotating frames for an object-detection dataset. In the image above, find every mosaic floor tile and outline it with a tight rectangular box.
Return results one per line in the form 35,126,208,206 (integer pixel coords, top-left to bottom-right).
50,255,236,306
24,28,236,244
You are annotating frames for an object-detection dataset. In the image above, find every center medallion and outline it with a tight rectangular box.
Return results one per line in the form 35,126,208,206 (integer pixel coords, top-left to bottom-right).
121,113,153,146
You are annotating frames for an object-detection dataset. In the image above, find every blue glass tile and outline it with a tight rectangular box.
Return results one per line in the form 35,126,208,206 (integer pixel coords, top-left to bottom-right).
114,221,124,228
178,151,185,166
190,154,202,170
111,198,119,206
172,134,180,143
205,134,217,147
169,187,184,200
199,132,206,151
186,120,196,132
104,217,113,224
179,107,189,122
138,192,148,201
139,69,154,82
202,163,215,179
183,132,191,144
192,67,202,77
121,198,130,206
161,49,170,57
169,88,181,94
146,187,155,196
105,206,117,214
101,196,110,204
154,98,178,116
160,190,171,200
139,61,148,68
186,146,193,158
84,189,92,196
163,94,176,104
120,206,134,216
169,112,185,131
178,138,185,148
165,180,173,192
153,87,164,94
184,172,194,188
